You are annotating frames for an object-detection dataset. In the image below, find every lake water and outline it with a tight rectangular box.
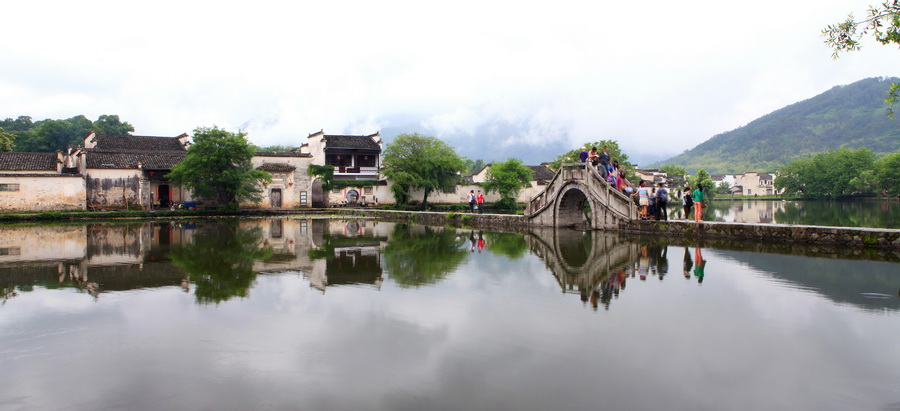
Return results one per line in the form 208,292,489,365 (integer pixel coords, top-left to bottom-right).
667,199,900,228
1,219,899,410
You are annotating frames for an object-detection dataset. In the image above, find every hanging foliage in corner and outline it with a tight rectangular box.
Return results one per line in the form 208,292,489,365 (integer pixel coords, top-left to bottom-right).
307,165,335,192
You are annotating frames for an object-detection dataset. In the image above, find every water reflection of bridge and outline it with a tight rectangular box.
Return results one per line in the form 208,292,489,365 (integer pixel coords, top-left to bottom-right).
525,227,640,309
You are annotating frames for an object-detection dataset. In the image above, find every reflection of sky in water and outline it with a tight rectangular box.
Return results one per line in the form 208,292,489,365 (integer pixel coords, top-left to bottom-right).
1,228,900,410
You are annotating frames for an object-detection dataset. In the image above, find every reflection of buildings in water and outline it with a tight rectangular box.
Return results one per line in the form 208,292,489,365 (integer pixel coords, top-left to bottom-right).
714,201,783,224
305,220,388,292
0,219,390,301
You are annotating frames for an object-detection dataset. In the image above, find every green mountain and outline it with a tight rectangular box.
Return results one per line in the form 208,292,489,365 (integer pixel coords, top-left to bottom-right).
654,77,900,174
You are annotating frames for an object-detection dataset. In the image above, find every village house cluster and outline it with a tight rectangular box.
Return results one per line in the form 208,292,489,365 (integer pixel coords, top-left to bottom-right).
0,131,778,212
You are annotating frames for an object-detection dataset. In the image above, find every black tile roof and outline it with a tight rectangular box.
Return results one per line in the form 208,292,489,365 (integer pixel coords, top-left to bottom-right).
0,152,57,171
255,152,312,158
324,135,380,150
86,151,187,169
256,163,296,172
529,165,555,181
92,135,187,152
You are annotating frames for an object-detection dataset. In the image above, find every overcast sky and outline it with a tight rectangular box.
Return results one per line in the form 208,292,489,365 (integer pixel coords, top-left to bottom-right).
3,0,899,165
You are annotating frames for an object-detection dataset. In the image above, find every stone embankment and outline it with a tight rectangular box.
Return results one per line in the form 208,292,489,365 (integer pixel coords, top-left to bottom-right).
332,209,900,250
620,220,900,249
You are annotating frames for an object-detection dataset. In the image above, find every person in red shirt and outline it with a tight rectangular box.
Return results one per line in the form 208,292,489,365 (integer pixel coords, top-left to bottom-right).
476,190,485,213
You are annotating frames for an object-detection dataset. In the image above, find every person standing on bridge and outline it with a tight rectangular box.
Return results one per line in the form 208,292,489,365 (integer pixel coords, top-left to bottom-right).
656,183,669,221
692,184,705,222
637,180,650,219
682,185,693,220
579,146,589,165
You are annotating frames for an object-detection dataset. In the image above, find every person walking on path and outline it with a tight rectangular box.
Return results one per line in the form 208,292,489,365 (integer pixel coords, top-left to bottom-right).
598,146,611,178
476,190,485,213
692,184,705,222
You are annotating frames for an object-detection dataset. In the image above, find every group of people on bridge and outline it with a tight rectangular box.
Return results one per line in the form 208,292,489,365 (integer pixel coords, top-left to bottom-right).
579,146,707,222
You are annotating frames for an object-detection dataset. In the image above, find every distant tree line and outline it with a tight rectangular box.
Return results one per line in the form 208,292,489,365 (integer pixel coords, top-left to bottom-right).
0,114,134,153
776,147,900,198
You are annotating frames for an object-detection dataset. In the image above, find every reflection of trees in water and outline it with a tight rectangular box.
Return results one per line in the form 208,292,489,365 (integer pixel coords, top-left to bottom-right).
169,221,272,304
775,200,900,229
485,232,529,259
382,224,468,287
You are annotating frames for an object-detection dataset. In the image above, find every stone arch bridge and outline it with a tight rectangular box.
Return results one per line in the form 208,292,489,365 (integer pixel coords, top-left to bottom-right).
526,163,638,229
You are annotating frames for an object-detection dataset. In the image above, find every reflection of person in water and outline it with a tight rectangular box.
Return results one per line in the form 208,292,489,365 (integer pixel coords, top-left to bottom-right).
694,247,706,284
649,244,668,280
683,247,693,280
477,231,485,253
638,245,650,281
469,231,477,253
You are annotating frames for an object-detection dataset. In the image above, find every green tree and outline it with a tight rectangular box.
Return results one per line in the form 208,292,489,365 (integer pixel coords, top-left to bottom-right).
381,133,466,205
0,127,13,152
876,150,900,194
92,114,134,135
463,158,486,176
254,144,296,153
15,115,92,152
690,169,715,200
482,158,533,209
824,1,900,117
0,116,33,132
659,164,686,177
167,126,271,209
716,180,731,195
776,147,878,198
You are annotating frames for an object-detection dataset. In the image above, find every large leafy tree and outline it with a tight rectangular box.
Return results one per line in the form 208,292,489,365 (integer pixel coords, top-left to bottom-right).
381,133,466,205
0,127,13,152
13,115,92,152
92,114,134,135
824,1,900,117
167,126,271,209
3,114,135,152
776,147,878,198
876,150,900,195
689,169,716,200
483,158,533,209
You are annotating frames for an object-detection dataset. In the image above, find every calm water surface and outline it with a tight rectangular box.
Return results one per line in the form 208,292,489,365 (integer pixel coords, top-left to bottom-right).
669,199,900,228
1,219,899,411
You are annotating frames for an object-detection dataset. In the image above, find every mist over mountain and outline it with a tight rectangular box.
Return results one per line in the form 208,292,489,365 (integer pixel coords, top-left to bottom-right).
650,77,900,174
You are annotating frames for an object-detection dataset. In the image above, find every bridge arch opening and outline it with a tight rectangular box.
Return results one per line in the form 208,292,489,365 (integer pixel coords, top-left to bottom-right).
557,186,591,228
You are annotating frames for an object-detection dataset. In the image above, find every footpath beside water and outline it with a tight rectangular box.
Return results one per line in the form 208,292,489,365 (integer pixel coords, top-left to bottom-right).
330,209,900,251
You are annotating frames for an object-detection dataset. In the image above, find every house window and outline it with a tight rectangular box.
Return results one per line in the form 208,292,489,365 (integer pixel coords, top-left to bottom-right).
358,155,377,167
300,191,308,206
0,247,21,256
326,154,349,167
363,186,373,195
0,183,20,192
